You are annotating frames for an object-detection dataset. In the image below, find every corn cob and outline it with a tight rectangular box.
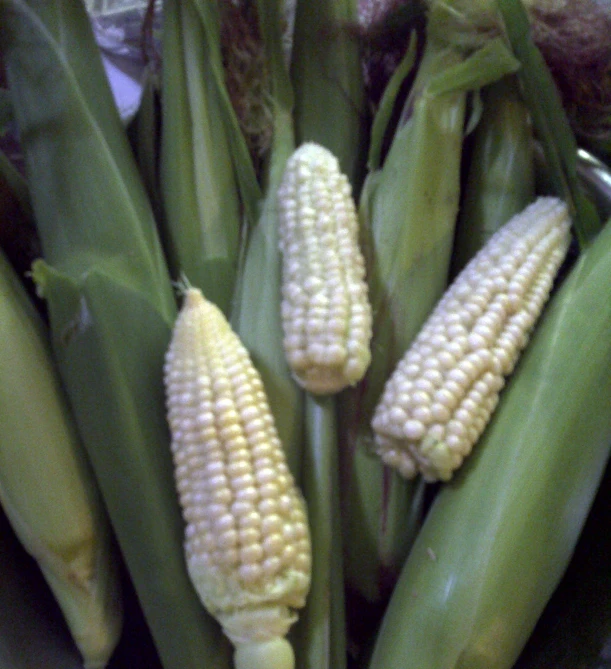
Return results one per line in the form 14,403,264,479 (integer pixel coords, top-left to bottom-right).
372,196,571,482
367,207,611,669
0,248,121,669
164,287,311,669
277,142,373,395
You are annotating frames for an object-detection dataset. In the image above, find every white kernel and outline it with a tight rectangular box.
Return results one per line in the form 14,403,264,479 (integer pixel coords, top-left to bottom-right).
260,482,280,499
238,511,260,528
235,485,258,502
263,533,285,556
412,405,433,425
215,397,233,413
447,368,469,387
431,402,452,423
388,406,408,425
259,498,279,515
214,513,235,533
233,474,256,490
261,514,283,534
217,529,238,549
404,419,425,440
403,363,421,378
239,527,261,546
422,368,444,386
255,467,277,485
262,556,282,576
445,434,464,453
434,388,457,409
414,378,435,395
282,545,296,564
468,332,488,350
239,563,263,583
206,471,228,490
411,390,431,407
278,494,293,513
227,461,250,478
240,543,264,564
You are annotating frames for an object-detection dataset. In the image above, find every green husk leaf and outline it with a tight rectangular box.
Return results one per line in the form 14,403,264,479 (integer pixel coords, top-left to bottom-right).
0,88,14,131
189,0,262,219
160,0,243,315
495,0,601,248
31,262,231,669
0,145,32,221
231,0,304,478
0,2,231,668
367,32,418,172
291,395,346,669
290,0,368,190
514,461,611,669
128,67,163,225
0,247,122,669
341,43,468,608
426,36,519,97
451,74,535,275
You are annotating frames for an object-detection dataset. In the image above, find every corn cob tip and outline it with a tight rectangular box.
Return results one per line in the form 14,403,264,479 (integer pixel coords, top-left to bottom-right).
164,288,311,661
372,197,572,482
277,142,373,395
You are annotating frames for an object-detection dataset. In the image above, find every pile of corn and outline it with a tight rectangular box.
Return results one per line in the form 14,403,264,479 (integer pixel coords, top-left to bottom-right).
0,1,610,669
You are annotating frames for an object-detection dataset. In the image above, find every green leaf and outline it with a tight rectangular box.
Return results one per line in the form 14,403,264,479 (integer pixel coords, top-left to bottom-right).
0,3,231,668
0,88,14,133
291,395,347,669
495,0,601,249
290,0,368,190
427,36,520,97
160,0,243,314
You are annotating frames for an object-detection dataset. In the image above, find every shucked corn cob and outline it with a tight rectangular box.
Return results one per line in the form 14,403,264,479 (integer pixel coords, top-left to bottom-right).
277,142,373,395
368,202,611,669
164,287,311,669
372,197,571,481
